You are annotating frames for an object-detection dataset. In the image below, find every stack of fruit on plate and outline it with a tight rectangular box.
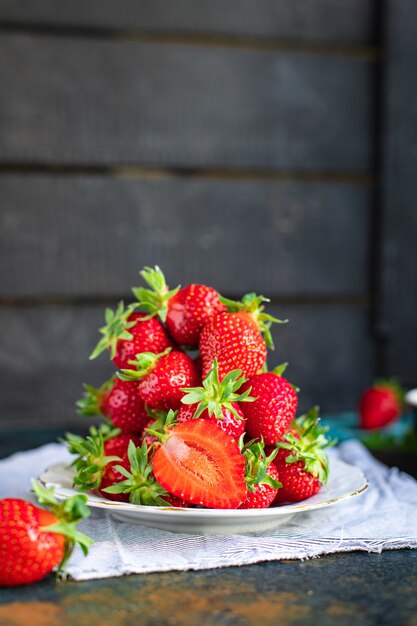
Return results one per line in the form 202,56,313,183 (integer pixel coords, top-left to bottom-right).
66,266,332,510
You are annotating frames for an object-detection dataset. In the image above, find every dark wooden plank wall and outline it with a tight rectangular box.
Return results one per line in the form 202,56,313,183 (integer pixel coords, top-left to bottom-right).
0,1,392,429
377,0,417,386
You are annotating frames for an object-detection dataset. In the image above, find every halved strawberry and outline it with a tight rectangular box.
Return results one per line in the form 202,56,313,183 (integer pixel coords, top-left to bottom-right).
178,359,252,441
119,348,200,411
133,266,225,347
151,420,247,509
89,302,172,369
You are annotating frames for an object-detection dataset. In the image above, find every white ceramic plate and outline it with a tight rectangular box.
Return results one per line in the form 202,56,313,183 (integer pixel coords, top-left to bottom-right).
39,457,367,534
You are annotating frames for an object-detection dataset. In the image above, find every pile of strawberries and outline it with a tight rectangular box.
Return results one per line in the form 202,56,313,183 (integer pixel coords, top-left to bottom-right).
67,266,332,510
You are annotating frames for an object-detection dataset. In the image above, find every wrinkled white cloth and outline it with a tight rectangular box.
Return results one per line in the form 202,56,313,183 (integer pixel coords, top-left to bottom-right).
0,441,416,581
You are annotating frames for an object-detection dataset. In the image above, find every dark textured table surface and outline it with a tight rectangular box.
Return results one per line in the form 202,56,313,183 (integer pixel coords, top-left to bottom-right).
1,431,417,626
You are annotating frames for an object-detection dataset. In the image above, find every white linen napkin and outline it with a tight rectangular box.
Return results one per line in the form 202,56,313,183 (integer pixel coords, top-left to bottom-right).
1,440,416,581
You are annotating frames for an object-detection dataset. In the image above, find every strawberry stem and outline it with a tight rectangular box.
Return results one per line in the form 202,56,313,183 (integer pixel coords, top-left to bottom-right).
32,480,93,575
118,348,172,381
90,301,137,360
102,440,171,505
181,359,254,420
220,292,287,349
132,265,180,322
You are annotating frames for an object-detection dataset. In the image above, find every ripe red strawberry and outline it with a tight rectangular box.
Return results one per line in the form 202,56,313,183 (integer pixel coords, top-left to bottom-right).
77,377,149,434
0,482,92,586
199,293,285,380
272,407,332,503
152,419,247,508
239,440,282,509
359,379,404,429
120,348,200,411
240,365,298,445
64,425,141,495
90,302,172,369
178,359,252,441
133,266,226,348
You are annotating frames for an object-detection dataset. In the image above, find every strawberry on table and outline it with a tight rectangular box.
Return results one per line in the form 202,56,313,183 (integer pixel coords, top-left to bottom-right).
199,293,286,381
77,376,149,435
151,419,247,509
239,439,282,509
272,407,333,503
359,378,404,430
178,358,253,441
240,364,298,445
90,302,173,369
0,482,92,586
133,266,226,348
120,348,200,411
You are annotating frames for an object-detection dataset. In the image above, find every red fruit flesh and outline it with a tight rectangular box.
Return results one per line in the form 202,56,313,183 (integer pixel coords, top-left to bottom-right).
199,312,267,380
113,312,172,369
177,403,245,442
359,387,401,429
0,500,64,586
166,284,226,348
239,463,281,509
101,378,149,434
138,350,200,411
241,373,298,445
273,449,321,503
152,420,247,509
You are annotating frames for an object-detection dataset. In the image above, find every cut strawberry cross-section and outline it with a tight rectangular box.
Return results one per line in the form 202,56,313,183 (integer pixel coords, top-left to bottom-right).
151,419,247,509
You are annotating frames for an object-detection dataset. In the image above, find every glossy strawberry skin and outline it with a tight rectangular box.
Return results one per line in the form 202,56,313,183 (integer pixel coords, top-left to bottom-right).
113,312,173,369
359,387,401,429
101,378,149,434
272,448,321,503
138,350,200,411
199,312,267,380
0,499,65,586
152,420,247,509
240,373,298,445
104,433,142,459
239,463,281,509
177,402,245,441
166,284,226,348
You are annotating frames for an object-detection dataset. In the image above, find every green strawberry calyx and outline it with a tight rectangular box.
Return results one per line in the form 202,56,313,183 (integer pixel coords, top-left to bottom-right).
32,480,93,574
239,437,282,493
90,301,138,360
76,376,115,417
220,292,287,349
132,265,180,322
180,358,254,420
276,406,335,485
118,348,172,381
63,424,122,491
102,440,171,506
145,409,178,445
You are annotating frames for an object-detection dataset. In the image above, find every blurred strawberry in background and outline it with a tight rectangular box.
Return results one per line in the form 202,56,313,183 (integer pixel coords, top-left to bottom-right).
359,379,405,430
